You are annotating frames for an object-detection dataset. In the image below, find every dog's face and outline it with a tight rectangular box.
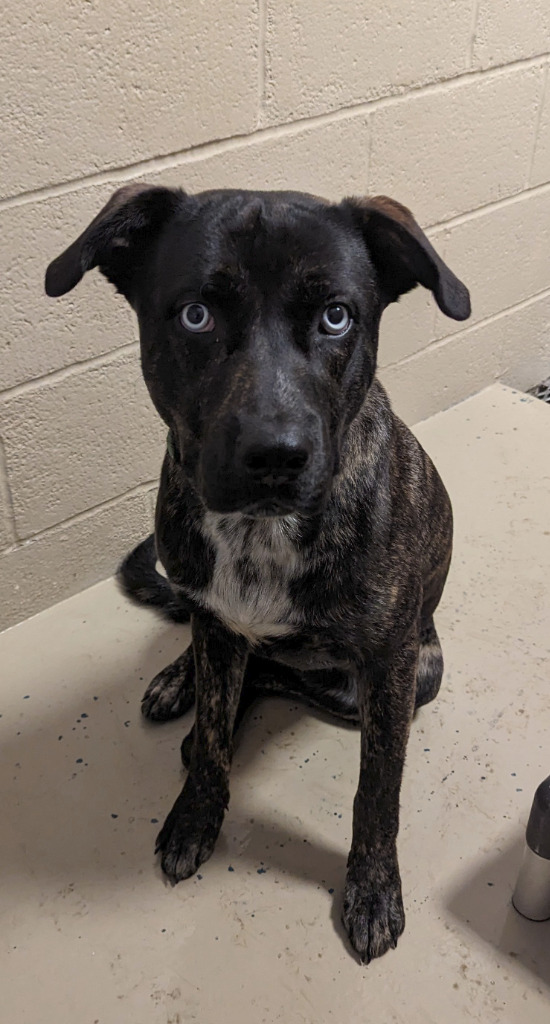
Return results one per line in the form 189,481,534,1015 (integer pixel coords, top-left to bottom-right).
46,186,470,517
139,191,381,517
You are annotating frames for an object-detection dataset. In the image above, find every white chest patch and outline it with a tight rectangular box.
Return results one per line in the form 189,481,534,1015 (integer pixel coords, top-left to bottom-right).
187,512,302,644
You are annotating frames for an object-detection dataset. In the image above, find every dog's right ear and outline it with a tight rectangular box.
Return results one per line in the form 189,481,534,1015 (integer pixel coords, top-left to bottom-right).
45,183,185,300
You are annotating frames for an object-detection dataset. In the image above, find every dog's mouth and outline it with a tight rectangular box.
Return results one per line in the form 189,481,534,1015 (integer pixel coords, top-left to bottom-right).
198,447,334,521
243,505,296,520
203,481,333,521
209,497,300,519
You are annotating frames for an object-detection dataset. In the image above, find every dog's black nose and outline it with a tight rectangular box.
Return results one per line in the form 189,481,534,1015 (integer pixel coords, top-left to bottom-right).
243,442,310,485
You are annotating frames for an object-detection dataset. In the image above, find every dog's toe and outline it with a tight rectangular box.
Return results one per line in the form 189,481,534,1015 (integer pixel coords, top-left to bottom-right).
141,649,195,721
157,831,206,884
342,872,405,964
180,728,194,769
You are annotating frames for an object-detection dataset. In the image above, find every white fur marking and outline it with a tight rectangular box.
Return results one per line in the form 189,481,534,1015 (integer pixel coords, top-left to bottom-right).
185,512,302,644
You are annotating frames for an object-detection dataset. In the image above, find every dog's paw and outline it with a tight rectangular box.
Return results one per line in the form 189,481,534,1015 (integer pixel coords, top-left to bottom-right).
156,785,225,883
342,869,405,964
141,648,195,721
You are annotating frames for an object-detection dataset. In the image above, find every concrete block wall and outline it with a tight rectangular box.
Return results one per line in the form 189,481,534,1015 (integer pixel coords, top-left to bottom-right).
1,0,549,630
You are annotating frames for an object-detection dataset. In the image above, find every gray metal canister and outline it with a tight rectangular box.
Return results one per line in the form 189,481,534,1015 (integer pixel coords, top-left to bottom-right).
513,775,550,922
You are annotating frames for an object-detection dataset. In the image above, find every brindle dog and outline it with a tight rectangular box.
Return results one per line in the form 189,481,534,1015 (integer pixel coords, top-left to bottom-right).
46,185,470,963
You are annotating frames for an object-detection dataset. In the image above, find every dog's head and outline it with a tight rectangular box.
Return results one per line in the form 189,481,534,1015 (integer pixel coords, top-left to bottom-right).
46,185,470,518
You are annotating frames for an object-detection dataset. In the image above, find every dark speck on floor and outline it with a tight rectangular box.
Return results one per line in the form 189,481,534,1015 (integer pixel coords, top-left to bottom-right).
328,888,335,894
228,865,235,872
111,813,118,819
76,758,83,764
23,695,30,700
150,818,159,824
257,867,267,874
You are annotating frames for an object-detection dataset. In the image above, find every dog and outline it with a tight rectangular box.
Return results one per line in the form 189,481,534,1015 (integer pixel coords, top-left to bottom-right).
45,184,470,963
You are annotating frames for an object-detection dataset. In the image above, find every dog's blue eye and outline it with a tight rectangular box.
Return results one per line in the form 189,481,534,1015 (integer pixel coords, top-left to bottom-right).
320,304,352,335
180,302,215,333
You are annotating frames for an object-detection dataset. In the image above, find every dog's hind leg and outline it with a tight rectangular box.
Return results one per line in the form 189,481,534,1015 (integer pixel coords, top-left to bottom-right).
141,646,196,722
180,660,360,769
141,649,286,732
178,631,443,767
252,663,360,723
414,618,444,710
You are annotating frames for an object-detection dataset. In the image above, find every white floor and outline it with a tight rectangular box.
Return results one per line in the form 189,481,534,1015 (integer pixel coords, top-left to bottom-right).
1,384,549,1024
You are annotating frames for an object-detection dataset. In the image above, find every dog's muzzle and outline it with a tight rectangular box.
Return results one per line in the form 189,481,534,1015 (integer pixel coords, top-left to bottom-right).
199,418,326,516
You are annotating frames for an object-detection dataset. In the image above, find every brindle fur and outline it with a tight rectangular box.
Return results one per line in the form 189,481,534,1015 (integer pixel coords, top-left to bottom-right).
46,185,469,963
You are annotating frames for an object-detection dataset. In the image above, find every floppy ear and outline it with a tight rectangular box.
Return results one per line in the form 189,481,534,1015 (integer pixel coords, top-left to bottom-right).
342,195,471,321
45,183,185,300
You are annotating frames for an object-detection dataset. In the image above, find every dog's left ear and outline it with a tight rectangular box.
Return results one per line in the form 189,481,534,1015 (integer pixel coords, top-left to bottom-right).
342,195,471,321
45,183,185,301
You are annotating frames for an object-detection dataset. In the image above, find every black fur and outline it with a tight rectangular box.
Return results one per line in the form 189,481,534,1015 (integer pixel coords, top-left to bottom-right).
46,185,469,963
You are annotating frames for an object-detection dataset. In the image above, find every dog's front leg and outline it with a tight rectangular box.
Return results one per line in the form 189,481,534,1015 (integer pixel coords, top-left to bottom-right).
156,612,248,883
343,638,418,963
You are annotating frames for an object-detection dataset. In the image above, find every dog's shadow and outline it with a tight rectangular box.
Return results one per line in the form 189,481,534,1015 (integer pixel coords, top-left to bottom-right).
2,624,352,938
